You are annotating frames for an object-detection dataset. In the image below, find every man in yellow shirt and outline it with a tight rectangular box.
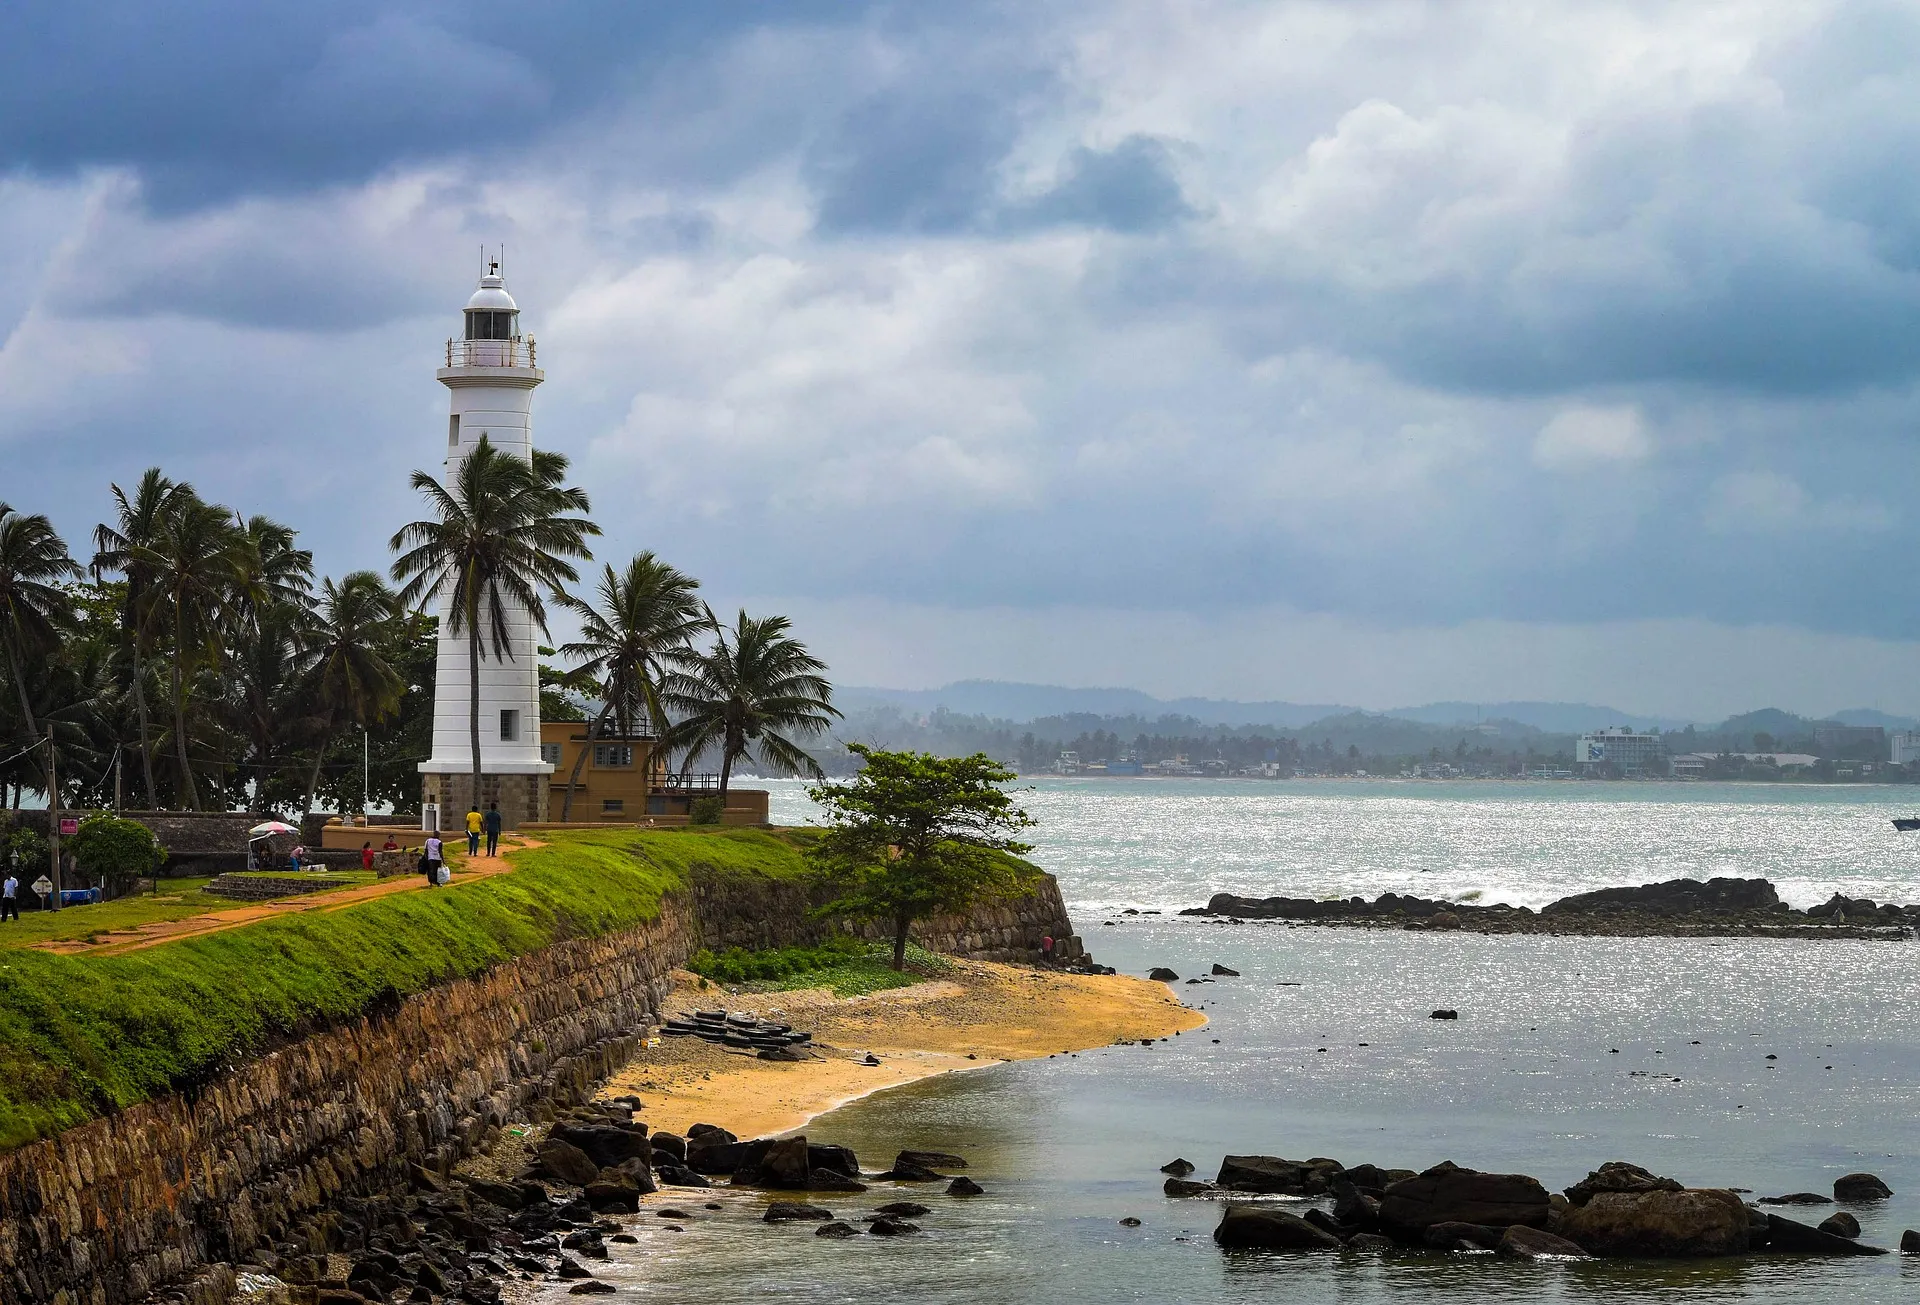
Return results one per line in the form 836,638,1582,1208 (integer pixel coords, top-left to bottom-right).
465,806,483,857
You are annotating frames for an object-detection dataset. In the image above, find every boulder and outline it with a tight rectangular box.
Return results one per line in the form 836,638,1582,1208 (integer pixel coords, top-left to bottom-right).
554,1258,594,1280
1902,1229,1920,1253
1211,964,1241,976
1148,968,1181,982
1346,1233,1395,1252
582,1182,640,1214
685,1138,754,1174
896,1149,967,1170
1543,877,1779,915
648,1132,687,1164
1422,1222,1503,1251
653,1164,710,1188
1833,1173,1893,1201
763,1202,834,1222
868,1217,920,1236
1161,1158,1196,1176
1430,1009,1459,1020
1164,1178,1216,1197
536,1140,602,1188
1216,1155,1345,1196
1758,1193,1830,1206
1498,1226,1591,1259
1818,1212,1860,1238
947,1177,984,1196
1429,912,1461,930
568,1284,616,1297
1379,1164,1550,1236
807,1172,869,1193
1213,1204,1343,1251
1565,1162,1683,1207
1764,1213,1886,1255
1557,1189,1749,1257
815,1221,861,1239
550,1123,649,1169
687,1122,736,1142
1332,1182,1381,1230
1303,1209,1350,1240
809,1144,861,1177
878,1161,947,1182
1342,1164,1411,1191
746,1137,812,1189
467,1180,528,1212
875,1202,931,1217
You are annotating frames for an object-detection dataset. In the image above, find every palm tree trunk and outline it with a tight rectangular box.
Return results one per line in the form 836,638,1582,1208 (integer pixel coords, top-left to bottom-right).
2,635,47,792
303,730,330,822
718,734,735,802
561,704,610,822
891,911,911,972
130,634,157,807
468,601,483,816
170,603,200,810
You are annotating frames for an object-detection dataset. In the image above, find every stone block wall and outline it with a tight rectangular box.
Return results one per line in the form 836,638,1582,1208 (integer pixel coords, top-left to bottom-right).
419,772,547,831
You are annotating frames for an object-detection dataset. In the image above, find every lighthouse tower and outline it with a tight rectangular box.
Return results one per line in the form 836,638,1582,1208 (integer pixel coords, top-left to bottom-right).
417,263,554,828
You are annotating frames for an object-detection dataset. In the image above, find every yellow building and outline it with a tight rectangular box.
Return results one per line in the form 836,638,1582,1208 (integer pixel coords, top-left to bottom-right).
538,721,770,825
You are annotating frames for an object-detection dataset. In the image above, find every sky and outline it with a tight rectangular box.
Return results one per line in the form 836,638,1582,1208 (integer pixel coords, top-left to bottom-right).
4,0,1920,720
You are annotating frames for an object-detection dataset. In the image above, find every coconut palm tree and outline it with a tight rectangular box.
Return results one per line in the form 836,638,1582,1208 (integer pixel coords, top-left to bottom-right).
662,608,839,802
0,504,82,785
299,572,404,818
92,468,194,806
389,435,598,807
555,553,705,821
146,495,248,809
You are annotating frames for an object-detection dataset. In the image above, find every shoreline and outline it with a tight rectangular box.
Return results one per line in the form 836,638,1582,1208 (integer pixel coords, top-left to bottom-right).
600,959,1206,1139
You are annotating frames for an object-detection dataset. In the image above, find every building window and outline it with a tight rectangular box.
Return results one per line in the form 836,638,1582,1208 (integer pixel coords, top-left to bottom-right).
499,709,520,742
539,743,561,765
601,799,624,814
448,414,460,446
593,744,634,768
465,309,519,340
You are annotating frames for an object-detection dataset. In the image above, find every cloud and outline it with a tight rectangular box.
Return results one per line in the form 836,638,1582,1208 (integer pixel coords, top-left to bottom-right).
1532,405,1651,471
1003,135,1195,232
1703,470,1896,534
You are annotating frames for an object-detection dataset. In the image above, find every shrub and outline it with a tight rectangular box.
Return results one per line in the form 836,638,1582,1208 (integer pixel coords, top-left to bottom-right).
689,795,725,825
7,827,49,878
67,815,167,896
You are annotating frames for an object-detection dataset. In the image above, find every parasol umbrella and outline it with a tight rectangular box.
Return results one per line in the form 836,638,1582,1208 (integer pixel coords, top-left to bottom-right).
249,821,298,837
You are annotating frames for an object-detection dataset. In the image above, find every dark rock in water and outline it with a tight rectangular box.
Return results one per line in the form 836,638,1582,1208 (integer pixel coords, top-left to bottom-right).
1430,1009,1459,1020
561,1229,605,1251
1148,967,1181,981
1558,1189,1748,1257
1216,1155,1345,1196
685,1137,754,1175
746,1137,812,1189
687,1123,736,1143
1346,1233,1395,1252
876,1202,931,1217
1161,1158,1196,1177
653,1164,710,1188
1120,1217,1143,1227
807,1172,869,1193
877,1161,946,1182
1332,1181,1382,1229
815,1221,861,1238
582,1181,640,1214
1211,964,1240,976
1213,1204,1343,1251
1302,1209,1350,1240
1164,1178,1215,1197
947,1177,985,1196
554,1257,594,1280
1429,912,1461,930
568,1283,617,1296
1499,1226,1591,1259
550,1122,650,1170
536,1140,602,1188
868,1217,920,1236
1819,1212,1861,1238
897,1149,967,1170
809,1143,861,1177
1834,1173,1893,1201
1422,1222,1503,1250
648,1132,687,1164
1902,1229,1920,1253
764,1202,834,1222
1543,876,1779,915
1342,1163,1411,1191
1764,1213,1888,1255
1758,1192,1830,1206
1565,1161,1684,1207
1379,1163,1550,1235
656,1208,692,1219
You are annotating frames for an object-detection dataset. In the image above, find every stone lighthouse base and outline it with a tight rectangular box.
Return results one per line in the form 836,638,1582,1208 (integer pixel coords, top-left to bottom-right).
420,770,549,832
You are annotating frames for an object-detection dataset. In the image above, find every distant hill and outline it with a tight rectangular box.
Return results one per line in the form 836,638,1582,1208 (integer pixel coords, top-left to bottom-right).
1382,701,1689,733
1826,708,1919,730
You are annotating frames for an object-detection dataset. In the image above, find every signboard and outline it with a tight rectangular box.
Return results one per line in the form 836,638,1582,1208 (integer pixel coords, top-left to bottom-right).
58,817,77,835
31,876,51,899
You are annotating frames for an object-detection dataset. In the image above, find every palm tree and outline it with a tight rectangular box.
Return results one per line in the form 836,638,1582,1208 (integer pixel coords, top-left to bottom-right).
146,495,247,809
0,505,82,786
299,572,404,818
662,608,840,802
234,513,315,627
390,435,598,807
555,553,705,821
92,468,193,806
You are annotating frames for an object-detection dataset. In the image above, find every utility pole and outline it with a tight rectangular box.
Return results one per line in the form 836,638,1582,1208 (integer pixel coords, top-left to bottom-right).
363,727,371,825
113,744,124,814
46,727,61,911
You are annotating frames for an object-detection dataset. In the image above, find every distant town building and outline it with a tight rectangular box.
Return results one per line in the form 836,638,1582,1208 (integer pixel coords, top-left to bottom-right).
1574,727,1669,776
1813,724,1887,760
1893,731,1920,766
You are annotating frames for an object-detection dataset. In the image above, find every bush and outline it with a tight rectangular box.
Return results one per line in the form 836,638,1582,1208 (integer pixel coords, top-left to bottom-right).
67,815,167,896
689,795,725,826
688,936,867,983
7,827,48,878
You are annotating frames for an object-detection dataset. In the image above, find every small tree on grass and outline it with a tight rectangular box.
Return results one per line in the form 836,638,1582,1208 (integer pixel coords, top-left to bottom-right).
68,814,167,897
808,745,1039,971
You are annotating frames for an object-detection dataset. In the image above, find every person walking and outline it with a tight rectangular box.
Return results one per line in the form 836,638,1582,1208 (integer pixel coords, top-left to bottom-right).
1040,934,1055,966
1,871,18,923
424,832,444,887
360,841,375,871
465,805,483,857
484,802,503,857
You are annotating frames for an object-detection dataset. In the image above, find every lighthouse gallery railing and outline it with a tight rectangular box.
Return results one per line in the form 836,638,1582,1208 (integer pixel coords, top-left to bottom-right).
445,337,538,367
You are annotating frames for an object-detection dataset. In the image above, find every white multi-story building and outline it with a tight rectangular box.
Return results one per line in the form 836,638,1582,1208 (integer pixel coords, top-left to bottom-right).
1893,731,1920,766
1575,727,1669,776
416,265,555,828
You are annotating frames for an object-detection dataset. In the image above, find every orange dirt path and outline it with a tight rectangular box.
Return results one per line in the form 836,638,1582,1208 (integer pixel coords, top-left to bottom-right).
31,836,541,957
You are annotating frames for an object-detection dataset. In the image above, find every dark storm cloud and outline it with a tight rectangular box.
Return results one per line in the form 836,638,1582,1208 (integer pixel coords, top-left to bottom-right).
1002,136,1195,233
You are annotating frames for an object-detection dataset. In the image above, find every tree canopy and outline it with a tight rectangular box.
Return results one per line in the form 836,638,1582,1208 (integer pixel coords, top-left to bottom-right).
808,745,1038,970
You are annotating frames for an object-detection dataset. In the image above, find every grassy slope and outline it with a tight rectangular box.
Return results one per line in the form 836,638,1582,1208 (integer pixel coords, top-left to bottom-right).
0,827,817,1152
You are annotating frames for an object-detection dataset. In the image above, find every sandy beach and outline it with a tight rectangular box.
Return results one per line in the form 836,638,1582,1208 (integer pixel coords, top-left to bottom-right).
600,959,1207,1138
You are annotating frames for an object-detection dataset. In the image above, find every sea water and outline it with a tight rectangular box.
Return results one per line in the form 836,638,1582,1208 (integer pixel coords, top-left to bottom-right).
550,780,1920,1302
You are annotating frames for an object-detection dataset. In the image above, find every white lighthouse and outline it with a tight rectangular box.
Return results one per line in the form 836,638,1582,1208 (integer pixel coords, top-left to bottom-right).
417,264,554,828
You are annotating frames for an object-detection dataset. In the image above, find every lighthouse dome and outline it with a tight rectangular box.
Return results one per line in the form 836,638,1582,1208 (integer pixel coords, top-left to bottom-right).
466,274,519,312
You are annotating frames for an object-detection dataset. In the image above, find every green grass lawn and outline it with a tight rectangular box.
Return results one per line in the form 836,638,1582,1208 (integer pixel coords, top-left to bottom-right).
0,880,228,950
689,937,955,997
0,826,823,1151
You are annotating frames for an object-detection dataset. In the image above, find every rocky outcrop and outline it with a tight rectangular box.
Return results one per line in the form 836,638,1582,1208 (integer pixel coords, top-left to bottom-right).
1217,1155,1345,1196
1564,1161,1683,1206
1833,1172,1893,1201
1379,1163,1551,1235
1543,877,1779,914
1557,1189,1750,1257
1213,1205,1343,1251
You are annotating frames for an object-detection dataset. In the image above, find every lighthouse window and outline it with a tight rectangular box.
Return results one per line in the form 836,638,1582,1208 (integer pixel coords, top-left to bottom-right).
448,414,460,446
465,310,518,340
499,709,520,742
